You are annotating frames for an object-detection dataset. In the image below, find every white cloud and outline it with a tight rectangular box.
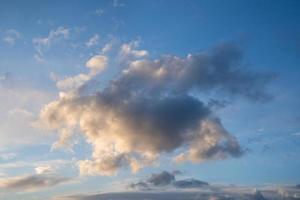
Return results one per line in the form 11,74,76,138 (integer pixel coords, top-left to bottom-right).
0,173,6,177
2,29,20,46
33,27,69,47
112,0,125,7
56,74,91,92
94,8,104,16
8,108,34,118
0,159,71,171
85,34,99,47
101,42,113,53
51,54,108,97
33,53,46,63
86,55,108,75
119,41,148,61
35,165,55,175
32,27,70,61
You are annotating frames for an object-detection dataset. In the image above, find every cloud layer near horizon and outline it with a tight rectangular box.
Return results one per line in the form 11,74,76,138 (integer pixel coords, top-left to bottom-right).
53,186,300,200
38,42,272,176
129,170,209,190
0,174,71,192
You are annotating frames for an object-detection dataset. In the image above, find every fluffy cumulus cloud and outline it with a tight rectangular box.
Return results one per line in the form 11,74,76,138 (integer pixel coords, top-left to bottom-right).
54,54,108,94
119,40,149,61
38,42,272,176
85,55,108,75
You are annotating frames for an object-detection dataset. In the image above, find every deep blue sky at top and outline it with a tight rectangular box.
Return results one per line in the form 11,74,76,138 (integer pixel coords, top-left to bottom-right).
1,0,300,70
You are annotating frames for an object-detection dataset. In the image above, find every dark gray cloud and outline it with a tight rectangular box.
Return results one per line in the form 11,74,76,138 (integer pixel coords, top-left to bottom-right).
129,181,150,190
129,171,177,189
129,170,209,190
40,42,272,175
148,171,176,186
0,174,71,192
174,179,209,188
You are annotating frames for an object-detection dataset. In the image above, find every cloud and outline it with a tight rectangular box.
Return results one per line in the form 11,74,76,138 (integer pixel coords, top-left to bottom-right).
174,179,209,189
85,34,99,47
129,170,208,190
33,27,69,47
53,54,108,95
102,42,114,53
0,160,73,192
38,42,272,176
56,74,91,92
2,29,20,45
0,152,17,161
32,27,69,61
291,132,300,136
35,165,55,175
86,55,108,75
0,174,71,192
94,8,104,16
78,153,131,176
53,186,300,200
112,0,125,7
147,171,176,186
0,159,72,173
119,41,148,61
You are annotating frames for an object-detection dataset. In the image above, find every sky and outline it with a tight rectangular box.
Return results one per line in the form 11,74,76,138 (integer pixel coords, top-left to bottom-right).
0,0,300,200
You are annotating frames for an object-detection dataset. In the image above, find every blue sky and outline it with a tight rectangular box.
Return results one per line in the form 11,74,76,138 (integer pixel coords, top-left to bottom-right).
0,1,300,200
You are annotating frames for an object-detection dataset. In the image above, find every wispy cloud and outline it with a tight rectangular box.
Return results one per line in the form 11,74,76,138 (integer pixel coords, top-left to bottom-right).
94,8,104,16
32,27,70,62
2,29,20,46
0,152,17,161
291,132,300,136
112,0,125,7
0,159,72,172
85,34,99,48
0,174,72,192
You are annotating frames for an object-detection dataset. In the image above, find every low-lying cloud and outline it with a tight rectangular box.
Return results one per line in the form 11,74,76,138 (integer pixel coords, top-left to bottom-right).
53,186,300,200
129,170,208,190
38,42,273,176
0,174,71,192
